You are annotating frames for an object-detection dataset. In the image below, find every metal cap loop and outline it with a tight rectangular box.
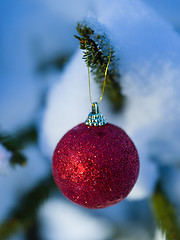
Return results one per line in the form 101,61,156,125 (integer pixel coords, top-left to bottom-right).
85,102,107,127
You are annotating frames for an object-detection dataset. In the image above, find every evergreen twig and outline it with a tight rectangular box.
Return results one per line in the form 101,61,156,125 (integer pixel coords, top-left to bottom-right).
151,182,180,240
0,125,38,166
0,133,26,166
0,174,56,240
37,53,71,73
74,22,125,111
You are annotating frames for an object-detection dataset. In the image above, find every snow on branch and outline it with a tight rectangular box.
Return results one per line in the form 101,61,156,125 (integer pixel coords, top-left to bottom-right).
151,182,180,240
74,21,125,111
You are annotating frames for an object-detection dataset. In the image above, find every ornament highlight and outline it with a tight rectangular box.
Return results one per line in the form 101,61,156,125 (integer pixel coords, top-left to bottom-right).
52,103,139,209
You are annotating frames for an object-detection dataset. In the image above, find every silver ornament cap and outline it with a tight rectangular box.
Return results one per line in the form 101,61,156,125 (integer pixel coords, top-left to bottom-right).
85,102,107,127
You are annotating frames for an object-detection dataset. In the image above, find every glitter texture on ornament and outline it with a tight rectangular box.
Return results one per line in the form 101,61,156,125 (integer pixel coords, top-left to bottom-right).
52,123,139,209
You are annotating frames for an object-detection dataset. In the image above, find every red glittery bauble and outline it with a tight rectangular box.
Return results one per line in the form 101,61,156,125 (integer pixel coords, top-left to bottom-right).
52,123,139,209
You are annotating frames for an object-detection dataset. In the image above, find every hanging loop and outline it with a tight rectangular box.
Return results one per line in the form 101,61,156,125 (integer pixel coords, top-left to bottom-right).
84,40,111,106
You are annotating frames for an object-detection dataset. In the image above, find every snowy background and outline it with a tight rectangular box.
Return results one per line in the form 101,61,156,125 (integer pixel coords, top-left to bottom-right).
0,0,180,239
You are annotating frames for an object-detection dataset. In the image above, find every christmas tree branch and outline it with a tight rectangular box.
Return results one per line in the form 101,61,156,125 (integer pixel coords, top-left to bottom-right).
0,133,26,166
37,53,72,73
0,125,37,166
74,22,125,111
0,174,56,240
151,182,180,240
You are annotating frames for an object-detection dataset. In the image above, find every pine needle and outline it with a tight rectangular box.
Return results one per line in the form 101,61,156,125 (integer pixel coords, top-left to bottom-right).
74,22,125,111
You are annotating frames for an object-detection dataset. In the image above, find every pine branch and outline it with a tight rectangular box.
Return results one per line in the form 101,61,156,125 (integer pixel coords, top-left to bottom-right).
0,174,55,240
0,125,38,167
74,22,125,111
37,53,71,73
0,133,26,166
15,125,38,145
151,182,180,240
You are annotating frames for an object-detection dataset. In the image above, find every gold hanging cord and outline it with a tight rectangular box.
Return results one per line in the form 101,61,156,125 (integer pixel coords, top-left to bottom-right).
84,40,111,106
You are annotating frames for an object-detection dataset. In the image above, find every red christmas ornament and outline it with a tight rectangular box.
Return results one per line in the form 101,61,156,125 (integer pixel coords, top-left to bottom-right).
52,103,139,209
